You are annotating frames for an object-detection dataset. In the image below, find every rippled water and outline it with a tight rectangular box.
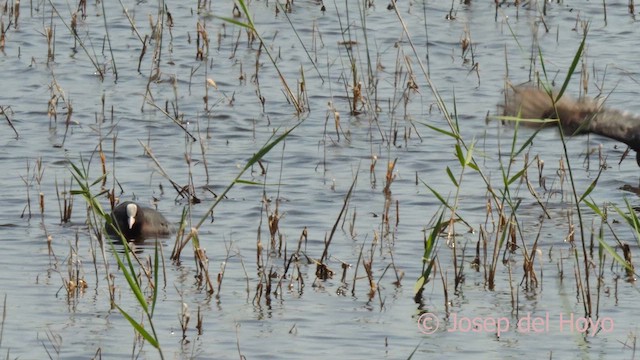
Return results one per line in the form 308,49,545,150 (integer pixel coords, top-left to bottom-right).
1,0,640,358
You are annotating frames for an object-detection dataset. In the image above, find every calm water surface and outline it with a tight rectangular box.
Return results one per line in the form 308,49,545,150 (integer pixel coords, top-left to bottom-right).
1,0,640,358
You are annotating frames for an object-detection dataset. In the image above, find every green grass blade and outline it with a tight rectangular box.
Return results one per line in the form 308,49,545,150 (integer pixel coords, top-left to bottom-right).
556,25,588,101
116,304,159,348
109,241,148,313
416,121,458,139
445,167,458,187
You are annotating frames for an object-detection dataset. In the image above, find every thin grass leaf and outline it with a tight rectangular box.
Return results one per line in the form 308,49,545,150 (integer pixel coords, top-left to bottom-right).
614,199,640,236
506,168,526,186
234,179,285,186
151,240,160,316
454,144,465,167
110,242,148,313
235,0,253,25
556,24,588,101
417,121,458,139
624,198,640,234
217,0,302,113
116,304,159,348
276,2,323,82
416,121,460,140
538,47,549,81
422,182,450,209
414,211,444,295
582,199,606,219
191,121,303,233
463,140,475,167
503,15,523,51
215,16,253,30
407,341,423,360
467,162,480,172
46,0,104,79
578,176,599,203
596,234,633,272
491,115,559,126
414,274,427,295
445,167,458,187
243,126,299,172
451,88,460,134
512,127,544,157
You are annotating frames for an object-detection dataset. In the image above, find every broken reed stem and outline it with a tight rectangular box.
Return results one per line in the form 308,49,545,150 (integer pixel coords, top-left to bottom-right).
216,240,235,294
320,171,358,265
137,140,190,201
196,121,211,185
20,159,32,219
54,176,73,223
218,0,304,113
99,0,118,80
141,4,166,111
145,101,197,142
0,106,19,138
46,0,104,79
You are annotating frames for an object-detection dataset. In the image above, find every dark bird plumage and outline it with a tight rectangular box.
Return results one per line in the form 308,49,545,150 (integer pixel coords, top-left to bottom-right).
502,86,640,166
106,201,172,240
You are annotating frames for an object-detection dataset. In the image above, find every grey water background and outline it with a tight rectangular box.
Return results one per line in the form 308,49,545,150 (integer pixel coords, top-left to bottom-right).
1,0,640,358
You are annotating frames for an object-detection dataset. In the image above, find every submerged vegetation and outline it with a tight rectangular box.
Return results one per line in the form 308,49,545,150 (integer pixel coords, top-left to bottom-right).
1,0,639,358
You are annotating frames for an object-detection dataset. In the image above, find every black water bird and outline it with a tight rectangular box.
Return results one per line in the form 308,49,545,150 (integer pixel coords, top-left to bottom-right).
106,201,172,240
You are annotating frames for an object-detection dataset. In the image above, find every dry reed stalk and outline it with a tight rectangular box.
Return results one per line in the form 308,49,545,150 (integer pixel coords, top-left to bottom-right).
437,257,449,316
77,0,86,18
179,302,190,343
170,209,190,262
0,106,17,138
195,247,214,294
317,173,358,280
137,140,196,203
98,145,107,188
549,245,562,275
0,20,5,54
70,12,77,49
256,197,265,270
351,237,366,296
471,236,481,272
621,243,635,281
0,294,6,349
370,155,377,186
216,240,234,295
138,35,148,72
385,243,404,287
11,0,18,27
453,240,464,291
348,207,357,239
537,157,545,189
267,199,281,250
42,327,62,358
44,25,54,61
363,258,376,299
55,177,74,223
507,259,516,312
196,305,203,335
63,233,88,298
480,225,489,280
297,66,310,111
383,158,397,197
20,159,33,219
285,254,304,293
196,21,208,61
